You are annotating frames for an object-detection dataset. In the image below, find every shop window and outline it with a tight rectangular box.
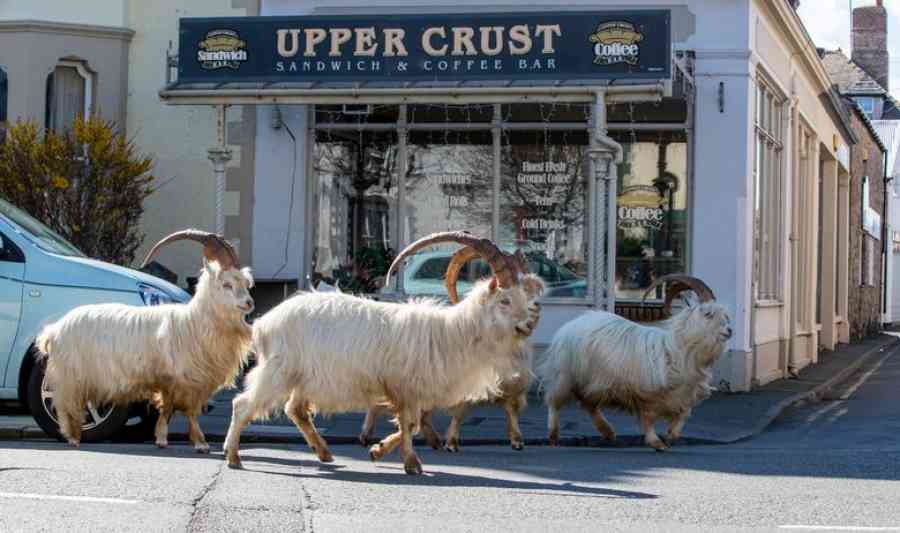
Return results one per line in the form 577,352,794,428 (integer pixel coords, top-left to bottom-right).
499,129,589,299
607,99,688,124
310,129,399,293
613,130,689,301
753,73,786,302
0,67,6,144
500,103,589,123
45,61,92,132
403,129,494,296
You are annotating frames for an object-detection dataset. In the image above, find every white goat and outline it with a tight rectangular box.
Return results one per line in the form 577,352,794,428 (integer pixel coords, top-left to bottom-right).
36,230,254,451
537,275,732,451
358,247,546,452
223,231,535,475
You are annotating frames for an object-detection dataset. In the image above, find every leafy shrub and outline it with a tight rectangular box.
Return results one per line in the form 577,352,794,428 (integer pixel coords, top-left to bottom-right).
0,117,155,265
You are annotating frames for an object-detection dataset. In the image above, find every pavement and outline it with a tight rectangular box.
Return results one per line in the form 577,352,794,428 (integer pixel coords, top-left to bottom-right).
2,332,897,448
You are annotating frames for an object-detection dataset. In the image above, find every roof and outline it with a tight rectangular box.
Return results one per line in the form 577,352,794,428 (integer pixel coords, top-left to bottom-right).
873,120,900,178
821,49,888,96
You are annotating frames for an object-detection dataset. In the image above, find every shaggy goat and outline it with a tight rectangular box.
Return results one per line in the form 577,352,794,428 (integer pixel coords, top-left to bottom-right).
223,231,535,475
36,230,254,451
537,275,732,451
358,245,546,452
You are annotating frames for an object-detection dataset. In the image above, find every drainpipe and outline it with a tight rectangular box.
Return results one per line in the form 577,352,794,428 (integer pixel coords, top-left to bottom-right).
883,147,891,319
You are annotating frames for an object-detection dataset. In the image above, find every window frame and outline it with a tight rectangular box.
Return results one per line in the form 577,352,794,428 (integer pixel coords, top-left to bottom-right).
44,60,93,132
752,70,787,303
854,96,875,116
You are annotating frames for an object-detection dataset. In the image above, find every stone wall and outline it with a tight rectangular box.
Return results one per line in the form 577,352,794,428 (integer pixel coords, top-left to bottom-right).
847,105,886,340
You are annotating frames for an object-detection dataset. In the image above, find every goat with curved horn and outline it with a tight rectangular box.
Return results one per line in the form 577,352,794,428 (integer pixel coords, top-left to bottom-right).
37,228,254,451
140,229,239,270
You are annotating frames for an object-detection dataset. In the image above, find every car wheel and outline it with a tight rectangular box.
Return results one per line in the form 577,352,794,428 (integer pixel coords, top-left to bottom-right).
26,358,130,442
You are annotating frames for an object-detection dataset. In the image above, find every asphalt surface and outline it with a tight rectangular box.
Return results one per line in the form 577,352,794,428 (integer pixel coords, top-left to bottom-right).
1,343,899,532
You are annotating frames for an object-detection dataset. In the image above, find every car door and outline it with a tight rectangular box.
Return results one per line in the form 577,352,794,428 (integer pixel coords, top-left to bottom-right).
0,230,25,370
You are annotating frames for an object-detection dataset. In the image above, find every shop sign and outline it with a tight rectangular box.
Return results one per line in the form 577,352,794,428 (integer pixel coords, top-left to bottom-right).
617,185,664,230
177,10,671,84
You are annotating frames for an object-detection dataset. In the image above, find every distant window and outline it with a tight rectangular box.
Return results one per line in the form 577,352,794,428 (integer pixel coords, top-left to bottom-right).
855,97,876,116
45,61,92,132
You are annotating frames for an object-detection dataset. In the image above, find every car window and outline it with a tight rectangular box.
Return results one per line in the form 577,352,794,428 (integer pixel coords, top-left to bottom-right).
413,257,451,280
0,197,84,257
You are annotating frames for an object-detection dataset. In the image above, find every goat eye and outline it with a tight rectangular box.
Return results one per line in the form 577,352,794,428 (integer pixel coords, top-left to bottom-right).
223,283,233,290
704,311,714,318
500,297,511,305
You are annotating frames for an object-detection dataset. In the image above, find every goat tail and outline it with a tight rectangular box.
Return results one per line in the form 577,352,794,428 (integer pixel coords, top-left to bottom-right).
34,323,59,362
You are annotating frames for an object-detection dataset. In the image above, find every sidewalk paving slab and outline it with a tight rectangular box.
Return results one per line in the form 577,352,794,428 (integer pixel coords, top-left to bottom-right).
2,333,897,448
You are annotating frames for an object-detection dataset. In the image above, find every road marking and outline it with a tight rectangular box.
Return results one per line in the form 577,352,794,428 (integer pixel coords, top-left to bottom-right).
0,492,140,505
780,526,900,531
829,350,894,401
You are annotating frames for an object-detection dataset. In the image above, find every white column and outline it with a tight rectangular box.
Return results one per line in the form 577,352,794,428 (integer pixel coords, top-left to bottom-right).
208,104,232,237
588,89,623,312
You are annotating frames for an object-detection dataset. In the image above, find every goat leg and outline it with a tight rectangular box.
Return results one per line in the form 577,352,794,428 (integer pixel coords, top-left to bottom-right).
285,392,333,463
639,410,668,451
187,413,210,454
419,410,441,450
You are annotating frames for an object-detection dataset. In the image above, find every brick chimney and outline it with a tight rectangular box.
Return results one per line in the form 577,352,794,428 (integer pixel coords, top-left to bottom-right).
852,0,889,91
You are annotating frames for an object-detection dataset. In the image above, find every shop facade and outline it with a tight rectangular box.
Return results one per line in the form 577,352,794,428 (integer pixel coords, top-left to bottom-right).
151,0,854,392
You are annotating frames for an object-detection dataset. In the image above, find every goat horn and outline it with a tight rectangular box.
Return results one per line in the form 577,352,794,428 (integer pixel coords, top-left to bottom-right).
642,274,715,316
384,231,516,289
446,246,534,304
445,246,482,304
140,229,239,270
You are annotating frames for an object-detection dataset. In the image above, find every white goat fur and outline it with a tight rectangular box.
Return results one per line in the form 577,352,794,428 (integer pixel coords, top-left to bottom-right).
359,275,545,452
224,278,532,474
36,262,254,451
537,301,731,450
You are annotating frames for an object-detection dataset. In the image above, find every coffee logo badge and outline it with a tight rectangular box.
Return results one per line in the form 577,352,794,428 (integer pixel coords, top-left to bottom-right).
617,185,664,229
589,21,643,66
197,29,247,70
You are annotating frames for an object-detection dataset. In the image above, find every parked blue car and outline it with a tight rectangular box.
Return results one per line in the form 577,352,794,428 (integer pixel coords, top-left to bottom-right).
0,197,190,441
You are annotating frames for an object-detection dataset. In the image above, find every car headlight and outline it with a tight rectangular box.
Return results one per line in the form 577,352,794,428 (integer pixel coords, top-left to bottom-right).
139,284,175,306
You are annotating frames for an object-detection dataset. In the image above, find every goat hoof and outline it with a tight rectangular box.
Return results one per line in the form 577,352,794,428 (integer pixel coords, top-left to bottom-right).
156,440,168,449
66,439,80,448
511,442,524,451
649,441,669,452
368,444,384,461
319,450,335,463
443,440,459,453
404,457,423,475
227,460,244,470
358,435,371,447
194,443,211,454
548,436,559,447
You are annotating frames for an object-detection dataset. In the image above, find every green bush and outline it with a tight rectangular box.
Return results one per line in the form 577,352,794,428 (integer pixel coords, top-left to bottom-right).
0,117,155,265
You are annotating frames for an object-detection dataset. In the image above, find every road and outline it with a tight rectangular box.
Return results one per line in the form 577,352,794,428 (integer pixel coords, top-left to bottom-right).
1,345,899,532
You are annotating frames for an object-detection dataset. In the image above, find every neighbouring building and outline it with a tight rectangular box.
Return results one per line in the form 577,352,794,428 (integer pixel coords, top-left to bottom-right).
0,0,860,393
821,0,900,328
844,99,887,339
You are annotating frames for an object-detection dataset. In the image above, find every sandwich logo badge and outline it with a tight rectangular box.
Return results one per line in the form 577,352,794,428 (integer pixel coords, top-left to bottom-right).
589,21,643,66
197,29,247,70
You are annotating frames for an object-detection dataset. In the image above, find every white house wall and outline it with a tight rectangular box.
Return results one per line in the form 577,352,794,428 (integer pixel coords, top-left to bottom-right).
126,0,254,281
0,0,127,27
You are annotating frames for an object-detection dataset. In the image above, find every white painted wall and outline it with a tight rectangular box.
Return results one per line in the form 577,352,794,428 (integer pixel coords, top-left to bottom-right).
126,0,252,282
0,0,127,27
252,105,308,280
